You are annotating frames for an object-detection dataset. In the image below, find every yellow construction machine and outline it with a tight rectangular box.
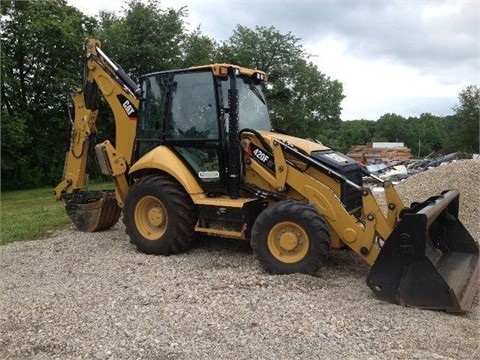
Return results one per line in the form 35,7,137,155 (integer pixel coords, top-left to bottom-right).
55,39,479,312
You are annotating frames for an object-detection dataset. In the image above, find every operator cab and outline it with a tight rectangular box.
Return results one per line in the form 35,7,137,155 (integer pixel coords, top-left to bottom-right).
136,64,270,194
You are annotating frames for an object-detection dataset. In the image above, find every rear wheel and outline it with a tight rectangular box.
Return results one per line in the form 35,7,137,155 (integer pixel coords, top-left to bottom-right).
123,175,197,255
251,200,330,274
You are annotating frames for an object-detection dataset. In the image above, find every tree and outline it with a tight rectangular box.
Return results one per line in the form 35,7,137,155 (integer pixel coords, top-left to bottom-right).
217,25,344,138
181,27,216,67
373,113,407,142
1,0,96,189
446,85,479,153
328,120,376,153
98,0,189,75
0,112,31,184
217,25,305,77
404,113,449,157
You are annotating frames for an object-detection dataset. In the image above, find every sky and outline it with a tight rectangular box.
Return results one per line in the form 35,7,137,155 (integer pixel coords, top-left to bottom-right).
66,0,479,121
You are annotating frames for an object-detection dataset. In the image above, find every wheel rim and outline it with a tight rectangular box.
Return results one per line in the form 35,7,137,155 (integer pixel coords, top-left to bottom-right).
267,221,309,264
134,195,167,240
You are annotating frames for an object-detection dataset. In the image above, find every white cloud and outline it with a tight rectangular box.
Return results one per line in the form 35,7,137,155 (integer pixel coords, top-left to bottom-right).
421,2,462,20
306,37,461,120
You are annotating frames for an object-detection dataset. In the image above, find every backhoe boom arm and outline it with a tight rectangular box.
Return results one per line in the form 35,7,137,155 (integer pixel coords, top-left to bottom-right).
54,38,140,207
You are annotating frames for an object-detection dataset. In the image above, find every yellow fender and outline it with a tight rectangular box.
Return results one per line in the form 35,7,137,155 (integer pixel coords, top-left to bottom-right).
129,146,204,195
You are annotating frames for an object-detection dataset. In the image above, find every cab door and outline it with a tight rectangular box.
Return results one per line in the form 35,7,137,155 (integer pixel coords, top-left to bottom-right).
165,70,227,193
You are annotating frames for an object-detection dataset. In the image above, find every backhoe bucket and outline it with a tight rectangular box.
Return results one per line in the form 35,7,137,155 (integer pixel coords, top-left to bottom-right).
64,190,121,232
367,190,479,312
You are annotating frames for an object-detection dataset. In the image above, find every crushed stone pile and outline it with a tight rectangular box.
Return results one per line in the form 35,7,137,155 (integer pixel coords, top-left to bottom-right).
382,159,479,239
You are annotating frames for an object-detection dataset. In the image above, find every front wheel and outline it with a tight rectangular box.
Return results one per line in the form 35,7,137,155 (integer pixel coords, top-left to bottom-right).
251,200,330,274
123,175,197,255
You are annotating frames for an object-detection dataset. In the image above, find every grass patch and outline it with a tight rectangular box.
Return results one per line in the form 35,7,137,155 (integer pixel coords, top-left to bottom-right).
0,183,113,245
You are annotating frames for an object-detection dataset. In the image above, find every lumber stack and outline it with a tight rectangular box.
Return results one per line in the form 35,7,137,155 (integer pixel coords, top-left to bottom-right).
347,142,412,164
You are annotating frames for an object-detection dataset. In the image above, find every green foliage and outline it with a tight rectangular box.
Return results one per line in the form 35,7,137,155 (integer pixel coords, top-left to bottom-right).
404,113,449,157
217,25,344,138
268,59,344,136
217,25,305,75
446,85,479,153
1,0,96,112
1,0,96,189
373,113,408,142
0,112,31,184
320,120,376,153
97,0,195,75
181,27,217,67
318,110,460,157
333,112,452,157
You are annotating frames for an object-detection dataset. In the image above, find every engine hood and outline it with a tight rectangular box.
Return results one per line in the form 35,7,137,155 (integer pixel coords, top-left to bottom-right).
255,130,331,154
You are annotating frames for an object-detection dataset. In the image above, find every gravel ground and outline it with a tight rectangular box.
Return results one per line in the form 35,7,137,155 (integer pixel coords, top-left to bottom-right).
1,160,479,359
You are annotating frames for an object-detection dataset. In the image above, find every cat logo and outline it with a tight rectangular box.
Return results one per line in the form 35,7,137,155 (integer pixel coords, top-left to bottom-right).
122,100,135,116
116,94,138,119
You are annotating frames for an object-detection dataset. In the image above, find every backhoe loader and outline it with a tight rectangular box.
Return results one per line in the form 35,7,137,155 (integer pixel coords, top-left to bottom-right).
55,39,479,312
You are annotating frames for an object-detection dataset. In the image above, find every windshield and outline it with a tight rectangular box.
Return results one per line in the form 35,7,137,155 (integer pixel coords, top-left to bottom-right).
223,77,271,131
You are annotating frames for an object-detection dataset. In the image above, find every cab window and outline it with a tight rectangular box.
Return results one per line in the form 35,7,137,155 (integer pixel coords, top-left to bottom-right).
136,74,167,157
169,71,219,140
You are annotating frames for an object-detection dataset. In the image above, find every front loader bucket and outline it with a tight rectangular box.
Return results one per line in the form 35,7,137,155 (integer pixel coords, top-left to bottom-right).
64,190,121,232
367,189,479,312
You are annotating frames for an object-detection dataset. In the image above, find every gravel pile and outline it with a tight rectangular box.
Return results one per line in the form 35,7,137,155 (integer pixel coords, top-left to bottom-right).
1,160,479,359
395,159,480,240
